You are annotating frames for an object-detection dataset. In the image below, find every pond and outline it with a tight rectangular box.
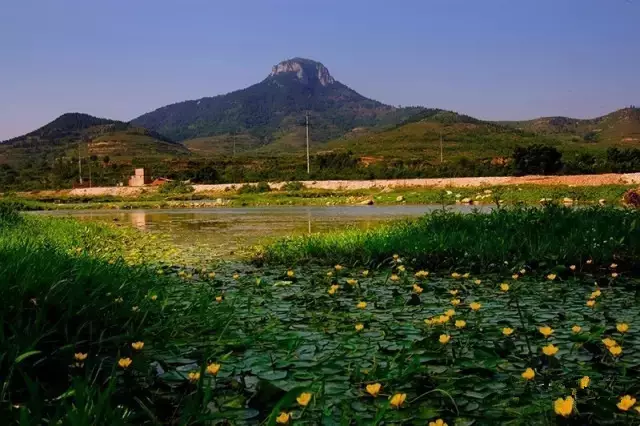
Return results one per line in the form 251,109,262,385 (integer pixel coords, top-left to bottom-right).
37,205,491,257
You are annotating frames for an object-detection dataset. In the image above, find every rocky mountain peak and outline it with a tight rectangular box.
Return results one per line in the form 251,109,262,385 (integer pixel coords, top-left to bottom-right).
269,57,335,86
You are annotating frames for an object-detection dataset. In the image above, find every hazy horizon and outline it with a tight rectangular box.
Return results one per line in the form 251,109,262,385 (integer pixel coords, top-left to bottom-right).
1,0,639,140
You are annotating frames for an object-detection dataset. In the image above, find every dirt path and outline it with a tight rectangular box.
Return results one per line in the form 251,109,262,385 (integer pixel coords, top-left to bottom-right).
59,172,640,197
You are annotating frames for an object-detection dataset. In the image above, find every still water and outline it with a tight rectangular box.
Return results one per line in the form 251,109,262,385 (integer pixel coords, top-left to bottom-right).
38,205,490,257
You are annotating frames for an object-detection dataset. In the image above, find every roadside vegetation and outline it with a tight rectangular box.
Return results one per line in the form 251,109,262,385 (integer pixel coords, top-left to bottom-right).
2,203,640,424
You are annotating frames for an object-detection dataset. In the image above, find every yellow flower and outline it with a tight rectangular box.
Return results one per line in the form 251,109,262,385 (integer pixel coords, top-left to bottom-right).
469,302,481,311
521,268,527,274
449,289,459,296
602,338,618,348
474,279,482,285
327,271,333,277
362,270,369,277
445,309,456,317
275,412,290,424
617,323,629,333
611,272,619,278
346,278,358,286
114,297,123,303
131,341,144,351
334,264,343,271
439,334,451,344
328,284,339,295
118,357,132,368
542,344,559,356
609,345,622,356
355,323,364,332
450,298,461,306
390,274,400,282
357,301,367,309
610,263,618,269
571,325,582,334
511,274,519,280
215,296,223,303
429,420,448,426
579,376,590,389
389,393,407,408
393,254,399,260
287,270,295,277
538,326,554,338
451,272,461,279
569,264,576,271
502,327,514,336
366,382,381,396
424,318,435,326
521,368,535,380
413,284,423,294
586,259,593,264
462,273,470,279
74,352,88,361
586,300,596,308
188,371,200,382
617,395,636,411
500,283,510,292
296,392,312,406
150,294,158,301
415,270,429,278
554,396,574,417
547,274,557,281
131,306,140,313
455,320,466,329
397,265,406,272
438,315,451,324
208,272,216,278
206,363,221,375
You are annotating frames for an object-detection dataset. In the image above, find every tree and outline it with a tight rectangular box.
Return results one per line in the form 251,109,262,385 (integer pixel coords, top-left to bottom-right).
512,145,563,176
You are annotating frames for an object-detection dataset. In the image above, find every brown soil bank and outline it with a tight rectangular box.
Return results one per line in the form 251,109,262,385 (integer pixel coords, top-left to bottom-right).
63,172,640,197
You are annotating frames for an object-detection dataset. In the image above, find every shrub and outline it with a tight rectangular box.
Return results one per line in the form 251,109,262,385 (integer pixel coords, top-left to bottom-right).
158,180,195,194
282,181,305,191
237,182,271,194
512,145,563,175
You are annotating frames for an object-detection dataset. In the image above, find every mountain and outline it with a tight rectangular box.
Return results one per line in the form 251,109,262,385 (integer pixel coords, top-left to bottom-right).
0,113,189,165
132,58,423,152
500,107,640,144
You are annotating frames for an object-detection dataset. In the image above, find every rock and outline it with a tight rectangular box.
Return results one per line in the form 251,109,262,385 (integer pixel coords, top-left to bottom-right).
460,198,473,204
359,199,374,205
598,199,606,205
396,195,404,202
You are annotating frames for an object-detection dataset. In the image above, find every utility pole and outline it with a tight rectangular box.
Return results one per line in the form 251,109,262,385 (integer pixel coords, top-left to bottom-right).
306,112,310,175
78,146,83,185
440,131,443,163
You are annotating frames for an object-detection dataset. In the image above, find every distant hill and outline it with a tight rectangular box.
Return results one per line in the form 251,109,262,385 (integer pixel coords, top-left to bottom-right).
132,58,423,152
0,113,189,165
500,107,640,144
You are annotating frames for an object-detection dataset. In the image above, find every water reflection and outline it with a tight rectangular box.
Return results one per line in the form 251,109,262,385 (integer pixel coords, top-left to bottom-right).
37,205,492,257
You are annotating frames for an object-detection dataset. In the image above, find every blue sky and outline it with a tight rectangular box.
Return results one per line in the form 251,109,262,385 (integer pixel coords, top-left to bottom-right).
1,0,638,140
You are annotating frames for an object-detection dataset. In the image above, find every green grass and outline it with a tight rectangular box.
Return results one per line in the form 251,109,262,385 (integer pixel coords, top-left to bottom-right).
262,205,640,270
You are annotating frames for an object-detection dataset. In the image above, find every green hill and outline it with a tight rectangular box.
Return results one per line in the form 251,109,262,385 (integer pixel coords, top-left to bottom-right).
132,58,423,149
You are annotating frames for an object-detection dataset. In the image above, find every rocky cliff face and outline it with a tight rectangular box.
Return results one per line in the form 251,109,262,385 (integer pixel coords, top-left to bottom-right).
269,57,336,86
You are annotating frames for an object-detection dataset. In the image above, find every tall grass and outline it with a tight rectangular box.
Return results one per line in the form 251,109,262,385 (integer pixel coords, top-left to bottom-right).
263,205,640,270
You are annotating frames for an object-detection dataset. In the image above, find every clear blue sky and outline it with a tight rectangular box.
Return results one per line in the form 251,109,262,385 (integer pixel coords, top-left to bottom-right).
1,0,638,140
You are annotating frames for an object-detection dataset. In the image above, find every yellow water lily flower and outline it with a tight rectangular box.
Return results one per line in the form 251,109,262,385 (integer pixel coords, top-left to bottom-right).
617,323,629,333
569,265,576,271
455,320,466,329
450,299,461,306
327,271,333,277
357,301,367,309
206,363,221,375
590,289,601,299
617,395,636,411
438,315,451,324
390,274,400,282
355,323,364,332
586,259,593,264
571,325,582,333
334,264,343,271
462,273,470,278
389,393,407,408
286,270,295,278
602,338,618,348
519,268,526,274
393,254,399,260
444,309,456,317
233,273,240,280
539,326,554,338
415,270,429,278
362,270,369,277
579,376,590,389
586,300,596,307
542,344,559,356
451,272,461,279
131,341,144,351
328,284,339,295
449,289,459,296
346,278,358,286
502,327,514,336
188,371,200,382
609,345,622,356
429,420,447,426
500,283,510,292
397,265,406,272
610,263,618,269
215,296,223,303
554,396,574,417
150,294,158,301
521,368,535,380
511,274,519,280
611,272,619,278
208,272,216,278
118,357,132,368
366,382,381,396
74,352,88,361
547,274,557,281
469,302,481,311
439,334,451,344
413,284,423,294
296,392,312,406
474,279,482,285
276,412,290,424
